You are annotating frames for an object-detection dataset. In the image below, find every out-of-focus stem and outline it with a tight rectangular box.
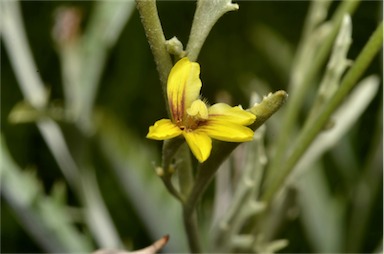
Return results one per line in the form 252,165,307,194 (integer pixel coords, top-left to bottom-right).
262,22,383,203
266,0,360,189
183,91,288,241
2,1,122,248
182,207,202,253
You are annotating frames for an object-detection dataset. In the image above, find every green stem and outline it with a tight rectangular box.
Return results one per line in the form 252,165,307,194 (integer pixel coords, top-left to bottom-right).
54,2,134,133
160,177,185,204
266,0,360,186
81,2,134,132
161,139,198,250
261,21,383,203
346,108,383,252
1,135,88,252
182,207,202,253
176,144,194,198
136,0,173,111
2,1,122,247
1,0,47,109
300,0,332,42
160,138,185,203
186,0,238,61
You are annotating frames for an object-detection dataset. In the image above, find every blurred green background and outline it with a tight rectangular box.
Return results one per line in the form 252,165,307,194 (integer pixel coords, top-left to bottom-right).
1,1,382,253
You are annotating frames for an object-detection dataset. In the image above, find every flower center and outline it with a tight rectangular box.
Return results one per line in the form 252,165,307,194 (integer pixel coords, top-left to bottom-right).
179,99,208,131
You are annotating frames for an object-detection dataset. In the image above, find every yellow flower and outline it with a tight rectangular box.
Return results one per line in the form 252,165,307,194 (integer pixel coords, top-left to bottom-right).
147,58,256,163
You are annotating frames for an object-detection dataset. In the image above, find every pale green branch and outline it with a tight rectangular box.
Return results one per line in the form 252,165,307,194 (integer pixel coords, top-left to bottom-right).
307,14,353,121
186,0,239,61
160,138,186,203
0,135,93,253
95,110,188,252
54,2,135,132
266,0,360,189
1,1,48,109
2,1,123,248
213,124,268,252
262,21,383,202
136,0,173,101
176,144,194,199
287,75,380,185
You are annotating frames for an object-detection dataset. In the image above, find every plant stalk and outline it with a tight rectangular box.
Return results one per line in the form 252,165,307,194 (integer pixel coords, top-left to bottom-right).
262,21,383,202
136,0,173,111
266,0,360,187
183,206,202,253
182,91,288,250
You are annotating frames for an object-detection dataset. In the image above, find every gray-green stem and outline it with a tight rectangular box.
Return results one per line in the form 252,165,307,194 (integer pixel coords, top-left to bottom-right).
2,1,122,247
261,21,383,203
176,144,194,198
182,207,202,253
186,0,239,61
136,0,173,106
135,0,174,133
160,138,185,203
266,0,360,186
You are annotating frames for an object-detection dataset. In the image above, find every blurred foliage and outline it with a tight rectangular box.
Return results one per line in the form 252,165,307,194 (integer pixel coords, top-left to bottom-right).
1,0,382,253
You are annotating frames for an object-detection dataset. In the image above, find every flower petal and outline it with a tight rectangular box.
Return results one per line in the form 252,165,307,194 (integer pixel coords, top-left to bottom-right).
167,57,202,122
183,131,212,163
146,119,182,140
208,103,256,125
200,119,254,142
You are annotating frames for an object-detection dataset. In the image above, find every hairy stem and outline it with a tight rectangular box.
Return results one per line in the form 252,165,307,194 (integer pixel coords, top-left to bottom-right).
186,0,239,61
136,0,172,106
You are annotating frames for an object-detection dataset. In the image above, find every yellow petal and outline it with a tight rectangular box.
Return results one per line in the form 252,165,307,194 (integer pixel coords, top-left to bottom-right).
146,119,182,140
167,57,202,122
199,119,254,142
183,131,212,163
208,103,256,125
186,99,209,120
